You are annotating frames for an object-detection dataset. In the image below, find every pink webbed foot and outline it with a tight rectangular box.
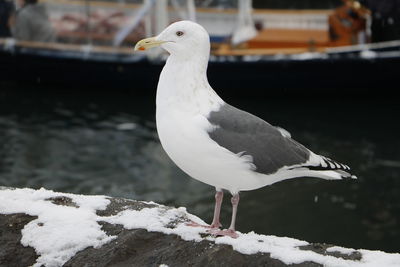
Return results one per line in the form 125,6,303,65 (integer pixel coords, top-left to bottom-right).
208,228,239,239
185,220,221,229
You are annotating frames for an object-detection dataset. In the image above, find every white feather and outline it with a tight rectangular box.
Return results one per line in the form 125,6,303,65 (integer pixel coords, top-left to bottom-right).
154,21,354,194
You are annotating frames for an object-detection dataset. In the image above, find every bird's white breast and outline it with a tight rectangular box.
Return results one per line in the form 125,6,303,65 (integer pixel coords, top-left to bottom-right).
155,59,269,193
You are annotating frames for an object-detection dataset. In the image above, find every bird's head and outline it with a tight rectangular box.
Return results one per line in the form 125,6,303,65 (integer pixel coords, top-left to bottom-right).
134,21,210,60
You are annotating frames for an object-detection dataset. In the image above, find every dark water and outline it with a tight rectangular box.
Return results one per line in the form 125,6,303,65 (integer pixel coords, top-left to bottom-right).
0,88,399,253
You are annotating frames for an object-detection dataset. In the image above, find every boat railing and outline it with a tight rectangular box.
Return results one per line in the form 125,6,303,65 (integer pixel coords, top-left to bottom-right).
0,38,137,58
326,40,400,54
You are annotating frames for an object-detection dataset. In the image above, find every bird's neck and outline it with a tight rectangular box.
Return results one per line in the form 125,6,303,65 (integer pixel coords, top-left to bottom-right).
156,54,222,115
162,54,209,85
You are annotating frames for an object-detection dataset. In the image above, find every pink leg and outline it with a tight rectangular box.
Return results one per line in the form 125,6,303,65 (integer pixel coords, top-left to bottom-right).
210,190,223,228
228,193,239,231
209,193,240,238
186,189,223,229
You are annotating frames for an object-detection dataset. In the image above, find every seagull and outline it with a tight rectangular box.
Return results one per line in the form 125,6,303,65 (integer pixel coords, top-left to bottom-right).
134,21,356,238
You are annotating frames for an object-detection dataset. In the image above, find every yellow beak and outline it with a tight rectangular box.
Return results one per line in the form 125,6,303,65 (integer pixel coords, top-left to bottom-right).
134,37,165,51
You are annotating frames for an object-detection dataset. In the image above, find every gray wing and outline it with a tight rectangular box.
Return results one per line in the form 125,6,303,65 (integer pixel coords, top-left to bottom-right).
207,103,311,175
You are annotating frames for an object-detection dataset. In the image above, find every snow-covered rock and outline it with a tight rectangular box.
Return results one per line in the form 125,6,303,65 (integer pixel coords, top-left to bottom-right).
0,187,399,267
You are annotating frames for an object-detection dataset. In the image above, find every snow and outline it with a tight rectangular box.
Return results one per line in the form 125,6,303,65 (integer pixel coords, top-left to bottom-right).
1,187,400,267
327,246,356,255
0,188,114,267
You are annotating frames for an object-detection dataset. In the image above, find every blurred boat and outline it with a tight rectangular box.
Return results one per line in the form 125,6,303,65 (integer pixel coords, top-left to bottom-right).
0,0,399,94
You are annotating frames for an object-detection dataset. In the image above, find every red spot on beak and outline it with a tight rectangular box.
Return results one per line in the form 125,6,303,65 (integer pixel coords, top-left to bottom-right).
139,47,145,51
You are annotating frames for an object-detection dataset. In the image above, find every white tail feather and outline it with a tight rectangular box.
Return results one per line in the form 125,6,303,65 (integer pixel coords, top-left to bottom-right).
306,170,355,180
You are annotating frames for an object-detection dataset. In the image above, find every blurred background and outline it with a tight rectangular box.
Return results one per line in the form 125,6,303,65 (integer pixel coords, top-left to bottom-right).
1,0,399,254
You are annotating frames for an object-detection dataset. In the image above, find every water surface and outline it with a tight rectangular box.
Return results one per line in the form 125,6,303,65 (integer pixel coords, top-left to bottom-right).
0,89,399,253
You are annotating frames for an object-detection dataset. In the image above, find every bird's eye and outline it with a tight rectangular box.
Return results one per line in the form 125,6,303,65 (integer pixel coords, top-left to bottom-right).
176,31,184,37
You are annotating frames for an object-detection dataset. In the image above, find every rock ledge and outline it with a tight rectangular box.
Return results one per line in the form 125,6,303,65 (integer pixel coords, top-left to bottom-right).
0,187,398,267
